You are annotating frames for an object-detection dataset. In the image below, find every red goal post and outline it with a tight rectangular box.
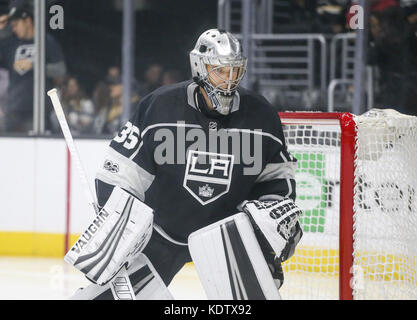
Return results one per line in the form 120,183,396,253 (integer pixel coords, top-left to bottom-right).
279,112,356,300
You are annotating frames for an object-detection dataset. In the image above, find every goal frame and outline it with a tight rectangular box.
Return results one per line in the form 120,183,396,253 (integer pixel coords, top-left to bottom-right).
279,112,356,300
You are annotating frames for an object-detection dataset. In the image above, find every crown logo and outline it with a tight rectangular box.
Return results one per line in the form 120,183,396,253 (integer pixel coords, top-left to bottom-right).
199,184,214,198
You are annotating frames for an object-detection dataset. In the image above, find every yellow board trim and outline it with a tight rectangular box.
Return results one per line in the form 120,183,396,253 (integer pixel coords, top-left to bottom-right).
0,232,79,257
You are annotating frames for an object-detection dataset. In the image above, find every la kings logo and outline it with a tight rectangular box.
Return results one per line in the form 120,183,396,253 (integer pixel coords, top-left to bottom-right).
14,44,36,75
183,150,234,206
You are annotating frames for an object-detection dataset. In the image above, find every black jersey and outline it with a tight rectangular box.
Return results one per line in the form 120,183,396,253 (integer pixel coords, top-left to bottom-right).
0,33,65,114
95,80,297,243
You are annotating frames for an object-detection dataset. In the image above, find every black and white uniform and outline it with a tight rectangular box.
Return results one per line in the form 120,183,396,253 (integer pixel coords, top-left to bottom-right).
95,80,297,285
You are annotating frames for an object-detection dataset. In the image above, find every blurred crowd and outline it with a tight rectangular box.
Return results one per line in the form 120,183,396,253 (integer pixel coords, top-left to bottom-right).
0,0,186,136
0,0,416,136
366,0,417,116
266,0,417,115
49,64,183,135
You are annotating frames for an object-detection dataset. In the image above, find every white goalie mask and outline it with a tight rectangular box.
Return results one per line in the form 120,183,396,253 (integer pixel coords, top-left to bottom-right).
190,29,247,115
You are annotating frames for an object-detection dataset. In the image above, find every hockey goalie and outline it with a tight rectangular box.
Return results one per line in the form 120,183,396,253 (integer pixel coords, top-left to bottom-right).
67,28,303,300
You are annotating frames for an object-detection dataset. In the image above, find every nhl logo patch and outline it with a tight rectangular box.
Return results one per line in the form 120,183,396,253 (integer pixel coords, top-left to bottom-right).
209,122,217,131
183,150,234,205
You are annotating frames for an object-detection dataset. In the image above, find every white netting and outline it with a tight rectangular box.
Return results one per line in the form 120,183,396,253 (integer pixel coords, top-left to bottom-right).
352,109,417,299
280,119,341,299
279,110,417,300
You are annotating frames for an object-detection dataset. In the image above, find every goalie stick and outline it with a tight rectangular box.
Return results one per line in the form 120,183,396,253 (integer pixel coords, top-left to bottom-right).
47,88,136,300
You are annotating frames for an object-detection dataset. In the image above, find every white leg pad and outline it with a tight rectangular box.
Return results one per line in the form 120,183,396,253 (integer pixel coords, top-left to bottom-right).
70,253,173,300
188,212,281,300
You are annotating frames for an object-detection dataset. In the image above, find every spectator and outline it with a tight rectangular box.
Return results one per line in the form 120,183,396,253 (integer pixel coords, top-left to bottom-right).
107,65,121,82
0,1,11,132
137,63,163,98
93,75,140,135
91,66,119,134
404,1,417,54
0,1,11,40
403,1,417,24
368,4,417,115
273,0,320,33
403,1,417,51
370,0,400,11
50,76,95,135
346,0,400,30
91,80,111,133
0,0,66,133
403,1,417,115
316,0,350,34
161,68,183,86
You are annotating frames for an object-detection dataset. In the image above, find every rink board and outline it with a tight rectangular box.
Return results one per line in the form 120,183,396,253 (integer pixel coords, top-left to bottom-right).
0,137,107,256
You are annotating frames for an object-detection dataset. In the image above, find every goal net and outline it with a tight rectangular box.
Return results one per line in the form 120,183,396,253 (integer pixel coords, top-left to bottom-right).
278,109,417,300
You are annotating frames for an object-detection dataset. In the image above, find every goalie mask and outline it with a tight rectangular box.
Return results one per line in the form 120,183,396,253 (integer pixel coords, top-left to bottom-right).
190,29,247,115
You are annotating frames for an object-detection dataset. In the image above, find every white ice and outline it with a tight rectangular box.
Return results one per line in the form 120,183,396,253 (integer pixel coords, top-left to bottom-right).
0,257,207,300
0,257,346,300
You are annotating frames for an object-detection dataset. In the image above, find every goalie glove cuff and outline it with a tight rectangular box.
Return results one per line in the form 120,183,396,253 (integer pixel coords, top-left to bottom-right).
241,199,303,263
